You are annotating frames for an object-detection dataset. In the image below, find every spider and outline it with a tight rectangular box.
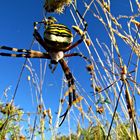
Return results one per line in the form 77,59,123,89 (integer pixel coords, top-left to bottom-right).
0,15,90,126
98,63,140,139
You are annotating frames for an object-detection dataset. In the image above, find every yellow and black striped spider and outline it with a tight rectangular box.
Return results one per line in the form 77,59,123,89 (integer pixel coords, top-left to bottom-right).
0,15,89,126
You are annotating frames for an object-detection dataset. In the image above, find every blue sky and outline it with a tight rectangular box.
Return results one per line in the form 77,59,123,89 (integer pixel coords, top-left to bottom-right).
0,0,140,138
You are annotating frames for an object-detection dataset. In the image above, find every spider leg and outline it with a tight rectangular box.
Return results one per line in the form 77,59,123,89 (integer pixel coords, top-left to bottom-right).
74,6,88,32
0,52,31,57
0,52,50,58
64,53,91,64
99,78,121,93
33,28,48,52
64,6,88,52
64,38,84,52
0,45,51,59
0,46,27,52
49,62,58,73
56,18,87,53
58,58,76,126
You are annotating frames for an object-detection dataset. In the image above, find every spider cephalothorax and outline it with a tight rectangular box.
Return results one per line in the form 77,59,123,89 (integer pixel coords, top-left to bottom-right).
0,15,90,126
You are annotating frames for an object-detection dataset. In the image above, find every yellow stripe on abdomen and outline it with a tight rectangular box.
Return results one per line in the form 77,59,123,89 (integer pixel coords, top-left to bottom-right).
44,23,73,51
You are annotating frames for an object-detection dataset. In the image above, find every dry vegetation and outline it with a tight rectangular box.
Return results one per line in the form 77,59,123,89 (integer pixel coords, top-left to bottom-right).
0,0,140,139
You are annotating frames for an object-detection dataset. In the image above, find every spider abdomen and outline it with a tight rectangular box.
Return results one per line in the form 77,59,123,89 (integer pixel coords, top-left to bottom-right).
44,24,73,51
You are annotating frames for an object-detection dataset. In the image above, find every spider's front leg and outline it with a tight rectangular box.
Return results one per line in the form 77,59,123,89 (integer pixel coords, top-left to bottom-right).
58,58,76,126
64,27,86,52
64,11,88,52
33,22,48,52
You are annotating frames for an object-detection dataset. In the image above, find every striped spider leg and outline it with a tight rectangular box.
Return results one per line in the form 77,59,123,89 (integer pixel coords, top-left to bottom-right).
0,13,89,126
0,46,51,59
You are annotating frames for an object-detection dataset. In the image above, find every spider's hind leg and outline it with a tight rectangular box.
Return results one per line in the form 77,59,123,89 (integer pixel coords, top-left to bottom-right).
64,52,91,64
58,58,77,126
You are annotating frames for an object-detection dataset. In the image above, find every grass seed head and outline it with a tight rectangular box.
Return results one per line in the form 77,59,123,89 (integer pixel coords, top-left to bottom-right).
131,19,140,28
44,0,73,13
